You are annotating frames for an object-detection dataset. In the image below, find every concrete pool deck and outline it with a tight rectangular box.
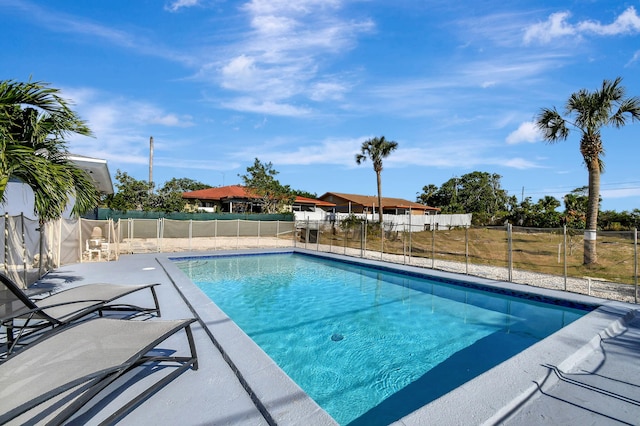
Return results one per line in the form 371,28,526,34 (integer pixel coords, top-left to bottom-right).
18,248,640,425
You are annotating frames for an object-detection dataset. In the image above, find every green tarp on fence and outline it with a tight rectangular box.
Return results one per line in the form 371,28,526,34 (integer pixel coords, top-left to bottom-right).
95,208,294,222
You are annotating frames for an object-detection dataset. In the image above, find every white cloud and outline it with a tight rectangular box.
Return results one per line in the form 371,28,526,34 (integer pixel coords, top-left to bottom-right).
499,158,542,169
524,11,575,44
228,134,547,172
255,136,364,166
242,0,342,17
208,0,373,115
524,7,640,44
506,121,540,144
221,98,312,117
60,88,195,167
309,81,348,101
251,14,298,36
165,0,200,12
577,6,640,36
221,55,259,90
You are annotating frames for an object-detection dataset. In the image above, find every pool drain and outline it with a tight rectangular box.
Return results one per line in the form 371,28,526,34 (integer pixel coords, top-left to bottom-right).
331,333,344,341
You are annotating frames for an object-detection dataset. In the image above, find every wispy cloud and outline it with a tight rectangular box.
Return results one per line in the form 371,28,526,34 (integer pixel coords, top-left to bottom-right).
230,135,545,171
221,98,312,116
204,0,374,116
231,136,364,167
61,87,196,167
601,187,640,199
165,0,200,12
524,6,640,44
2,0,194,64
626,50,640,67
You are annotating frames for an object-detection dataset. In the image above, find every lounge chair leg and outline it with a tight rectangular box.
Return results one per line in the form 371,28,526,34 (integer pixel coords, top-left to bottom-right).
150,286,161,317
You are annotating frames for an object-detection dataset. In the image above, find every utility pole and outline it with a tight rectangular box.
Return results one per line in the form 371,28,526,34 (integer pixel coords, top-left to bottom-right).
149,136,154,193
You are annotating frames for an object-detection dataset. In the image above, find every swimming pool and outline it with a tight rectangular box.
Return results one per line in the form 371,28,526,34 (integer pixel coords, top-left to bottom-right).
175,252,592,425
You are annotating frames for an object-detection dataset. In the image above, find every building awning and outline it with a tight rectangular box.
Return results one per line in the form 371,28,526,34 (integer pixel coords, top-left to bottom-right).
68,155,114,195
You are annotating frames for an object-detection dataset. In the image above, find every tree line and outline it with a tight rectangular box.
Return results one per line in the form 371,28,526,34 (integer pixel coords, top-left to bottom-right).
416,171,640,230
103,159,317,214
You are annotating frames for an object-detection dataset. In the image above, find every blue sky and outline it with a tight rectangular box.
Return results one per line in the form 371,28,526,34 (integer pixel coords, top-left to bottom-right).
2,0,640,212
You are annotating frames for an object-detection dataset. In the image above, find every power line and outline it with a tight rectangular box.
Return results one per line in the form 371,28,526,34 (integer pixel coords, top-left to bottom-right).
508,181,640,198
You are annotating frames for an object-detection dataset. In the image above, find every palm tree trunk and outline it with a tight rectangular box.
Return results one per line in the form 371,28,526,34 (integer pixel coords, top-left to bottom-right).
376,170,385,252
376,171,383,224
584,162,600,265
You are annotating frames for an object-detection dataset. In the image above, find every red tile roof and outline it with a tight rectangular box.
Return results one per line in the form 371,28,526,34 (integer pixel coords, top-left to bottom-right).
182,185,255,200
182,185,336,206
294,196,335,207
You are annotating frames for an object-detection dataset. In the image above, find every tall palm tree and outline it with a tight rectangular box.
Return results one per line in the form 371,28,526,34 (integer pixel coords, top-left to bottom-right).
536,77,640,265
0,79,98,220
355,136,398,224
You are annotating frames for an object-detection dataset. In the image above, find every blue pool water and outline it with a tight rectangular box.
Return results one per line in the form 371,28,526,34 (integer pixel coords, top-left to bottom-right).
175,253,590,425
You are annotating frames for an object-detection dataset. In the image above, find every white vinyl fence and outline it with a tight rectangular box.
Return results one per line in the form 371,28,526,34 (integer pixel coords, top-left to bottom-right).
294,211,472,230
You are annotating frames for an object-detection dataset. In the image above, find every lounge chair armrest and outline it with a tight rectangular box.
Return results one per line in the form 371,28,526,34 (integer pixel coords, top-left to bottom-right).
1,299,104,324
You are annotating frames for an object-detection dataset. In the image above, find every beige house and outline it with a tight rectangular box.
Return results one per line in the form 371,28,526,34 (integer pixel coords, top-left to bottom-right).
318,192,439,215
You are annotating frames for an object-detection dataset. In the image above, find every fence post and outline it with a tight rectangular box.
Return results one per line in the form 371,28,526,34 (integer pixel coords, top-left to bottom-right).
57,219,63,267
380,220,384,260
21,213,27,285
294,220,298,247
78,219,84,263
362,220,366,258
2,213,6,275
431,225,435,269
465,226,469,275
127,218,132,253
343,222,347,255
408,213,412,265
316,220,320,252
402,222,406,265
304,219,309,250
634,228,638,304
160,218,164,253
507,224,513,282
563,225,568,291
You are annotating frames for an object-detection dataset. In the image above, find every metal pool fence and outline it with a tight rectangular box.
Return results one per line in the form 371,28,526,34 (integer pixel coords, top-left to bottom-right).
296,220,638,304
0,215,295,288
1,213,637,304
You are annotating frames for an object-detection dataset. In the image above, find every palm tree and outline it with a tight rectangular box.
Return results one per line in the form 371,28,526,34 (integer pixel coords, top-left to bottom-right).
0,79,98,220
536,77,640,265
355,136,398,224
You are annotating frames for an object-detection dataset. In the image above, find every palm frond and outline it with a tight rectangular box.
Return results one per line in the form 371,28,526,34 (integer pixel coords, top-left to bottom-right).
536,107,569,142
